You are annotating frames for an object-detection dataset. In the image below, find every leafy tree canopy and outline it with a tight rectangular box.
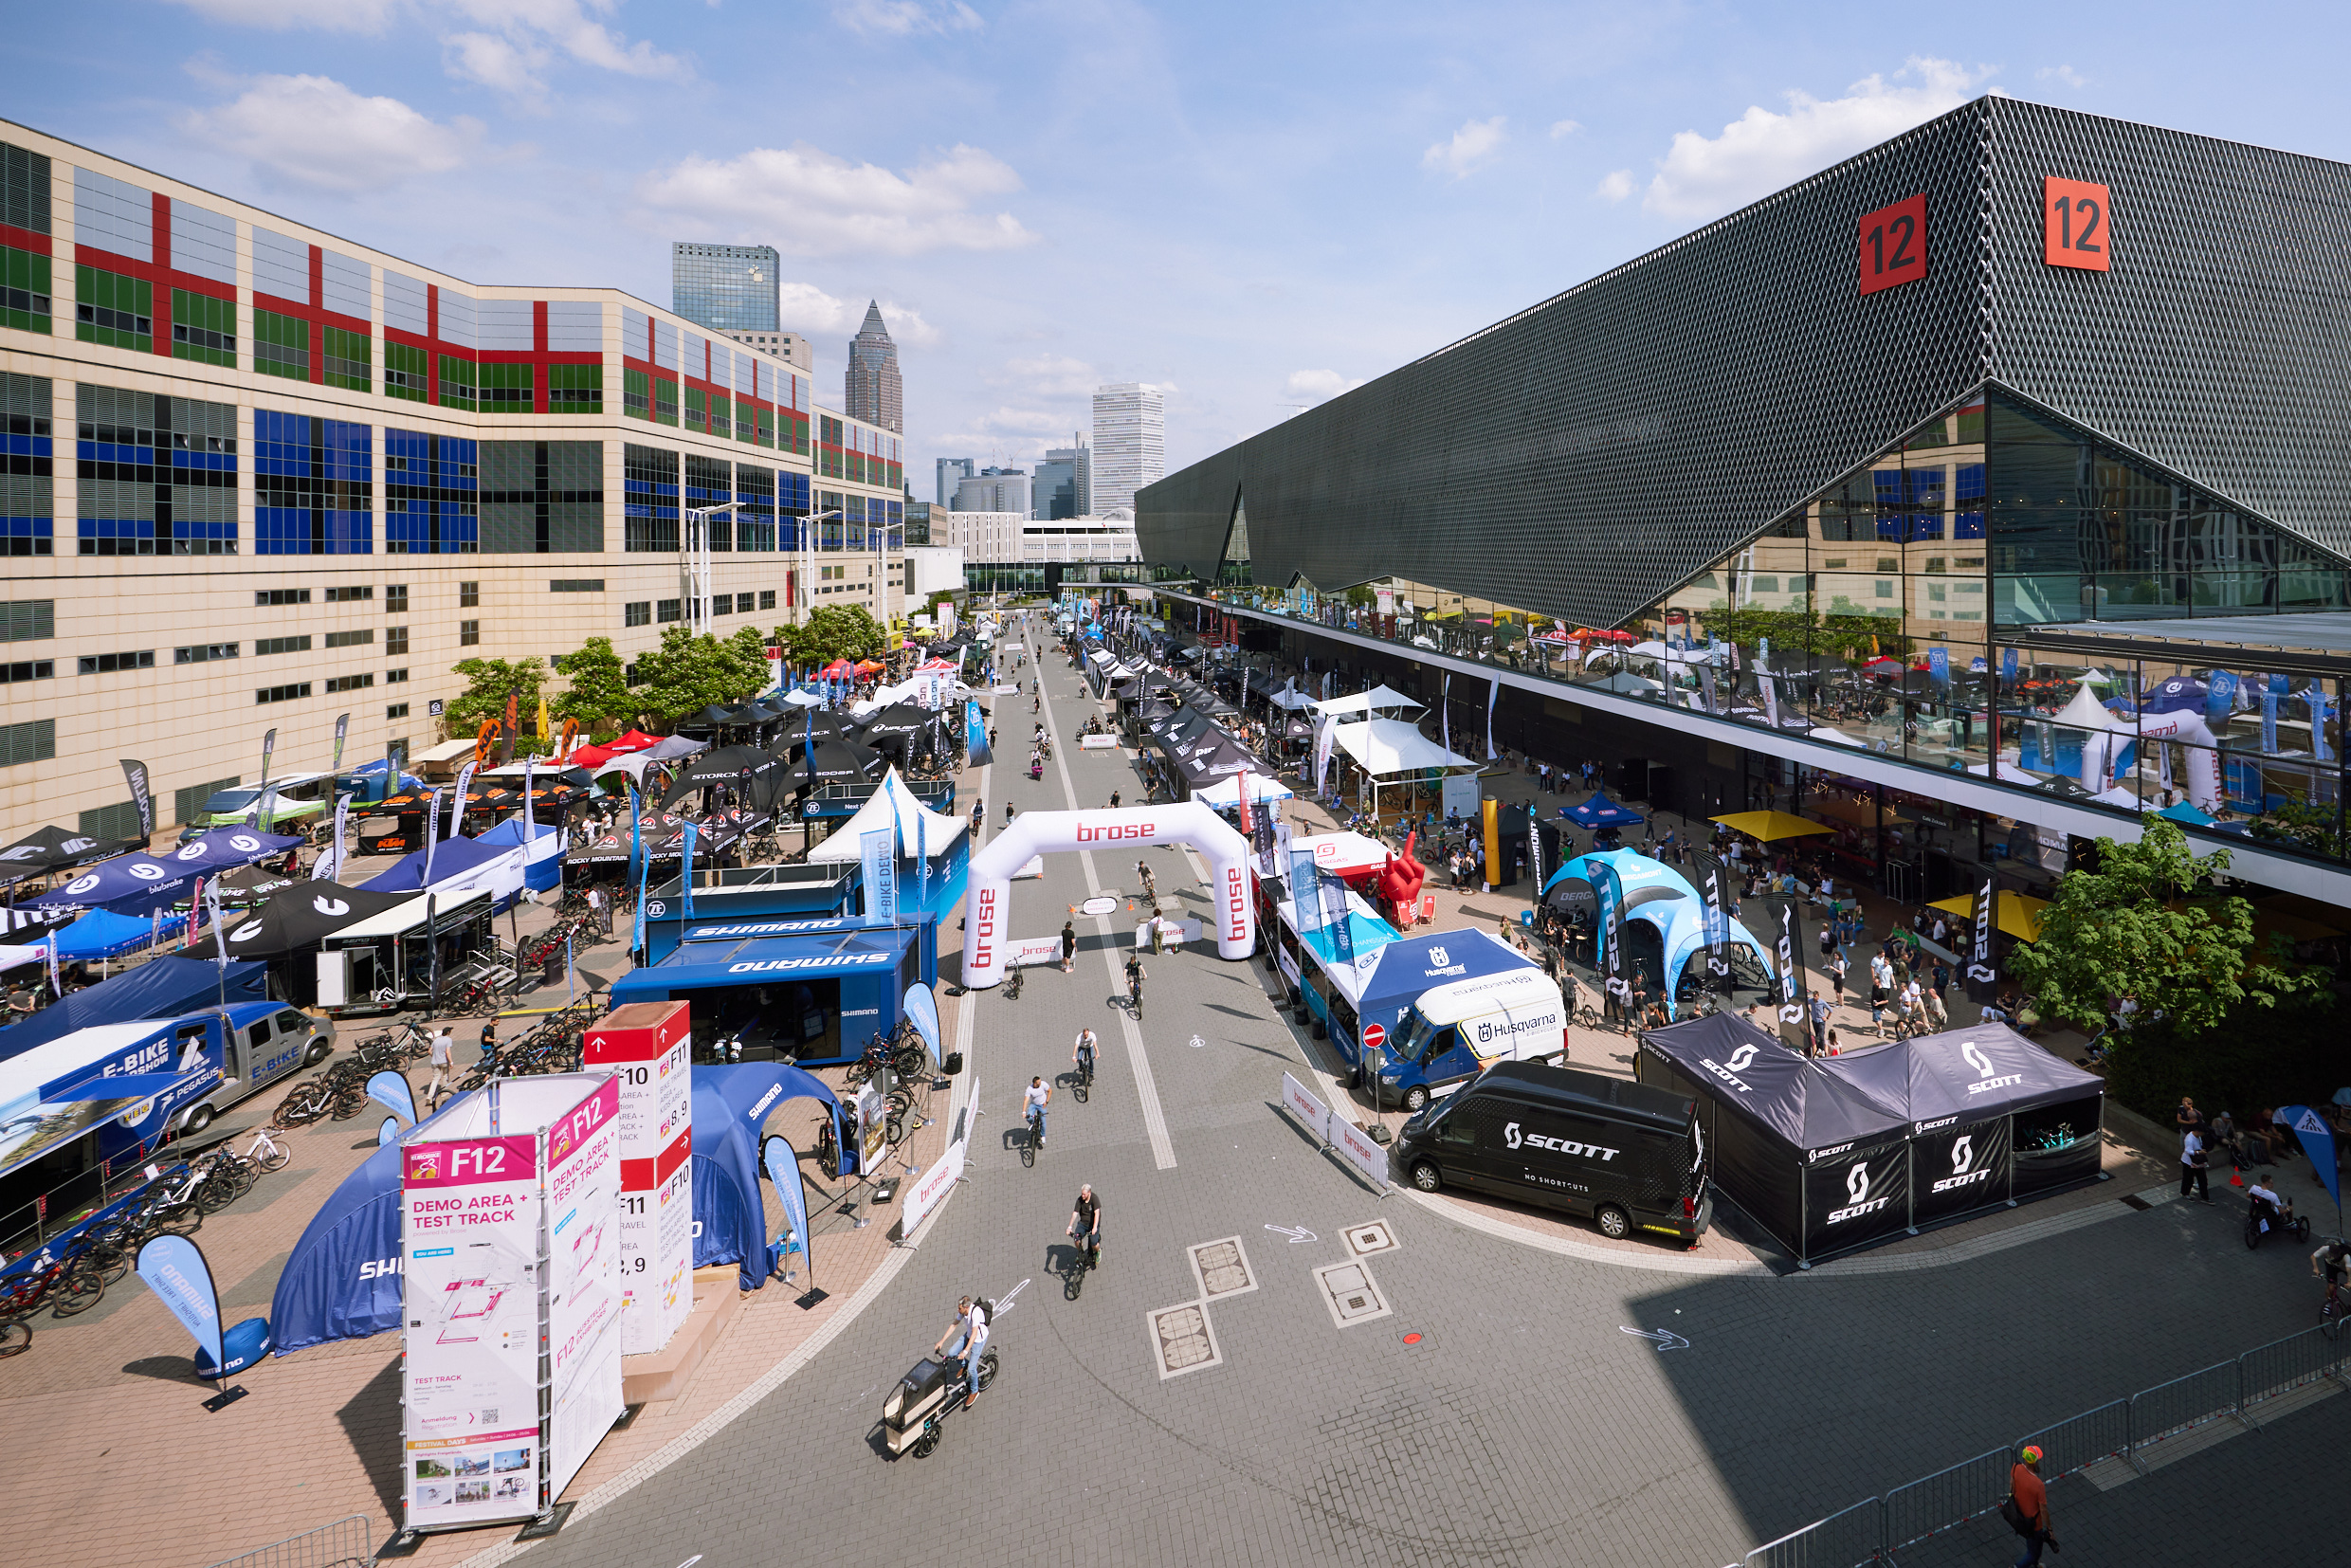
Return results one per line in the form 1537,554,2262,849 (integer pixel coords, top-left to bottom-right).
2005,814,2329,1034
630,625,773,722
446,657,548,738
775,604,887,667
551,637,632,732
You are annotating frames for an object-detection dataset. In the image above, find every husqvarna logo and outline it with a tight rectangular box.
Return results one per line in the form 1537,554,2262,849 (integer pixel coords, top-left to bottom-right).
1961,1040,2022,1095
1932,1135,1994,1194
1503,1121,1619,1160
1826,1159,1893,1224
1428,947,1449,968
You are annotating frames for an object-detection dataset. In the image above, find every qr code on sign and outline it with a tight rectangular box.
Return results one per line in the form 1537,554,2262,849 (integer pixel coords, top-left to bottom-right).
482,1409,498,1423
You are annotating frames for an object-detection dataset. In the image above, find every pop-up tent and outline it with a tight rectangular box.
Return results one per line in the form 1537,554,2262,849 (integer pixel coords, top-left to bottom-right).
475,815,565,892
807,766,969,923
1635,1012,1914,1265
185,883,415,959
41,908,190,962
0,825,137,886
357,832,526,910
690,1062,841,1290
1545,849,1775,1016
0,956,268,1061
1561,792,1647,830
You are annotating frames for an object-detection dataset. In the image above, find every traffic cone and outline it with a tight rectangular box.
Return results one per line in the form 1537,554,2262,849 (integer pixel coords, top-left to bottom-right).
2230,1171,2243,1186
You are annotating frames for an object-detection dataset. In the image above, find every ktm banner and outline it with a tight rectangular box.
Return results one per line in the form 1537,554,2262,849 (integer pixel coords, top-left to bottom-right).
558,718,580,761
473,719,499,768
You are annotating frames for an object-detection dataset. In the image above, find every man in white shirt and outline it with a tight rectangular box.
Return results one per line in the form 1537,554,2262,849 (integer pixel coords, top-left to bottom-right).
1023,1076,1051,1148
2179,1126,2211,1202
2247,1178,2292,1234
427,1027,455,1108
932,1296,990,1409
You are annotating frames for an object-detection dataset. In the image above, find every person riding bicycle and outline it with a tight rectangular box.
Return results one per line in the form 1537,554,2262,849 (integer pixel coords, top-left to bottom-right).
1124,954,1147,1010
1135,857,1156,900
1024,1075,1051,1148
2316,1239,2350,1297
2248,1177,2294,1236
1067,1184,1103,1269
932,1295,990,1410
1073,1028,1098,1085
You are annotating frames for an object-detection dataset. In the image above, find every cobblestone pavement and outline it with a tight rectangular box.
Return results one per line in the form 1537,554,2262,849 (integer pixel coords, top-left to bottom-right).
487,619,2347,1568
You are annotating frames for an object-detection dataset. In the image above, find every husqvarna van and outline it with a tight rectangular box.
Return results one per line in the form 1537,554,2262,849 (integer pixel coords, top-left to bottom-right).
1391,1060,1711,1245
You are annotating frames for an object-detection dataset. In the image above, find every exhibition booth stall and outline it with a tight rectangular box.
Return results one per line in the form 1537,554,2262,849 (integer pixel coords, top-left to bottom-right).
609,921,937,1067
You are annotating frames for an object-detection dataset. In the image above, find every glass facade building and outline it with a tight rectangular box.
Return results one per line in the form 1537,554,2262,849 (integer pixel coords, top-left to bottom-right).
670,243,780,335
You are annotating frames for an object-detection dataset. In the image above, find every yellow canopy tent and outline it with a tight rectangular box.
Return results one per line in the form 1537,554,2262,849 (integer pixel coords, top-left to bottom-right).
1709,811,1836,844
1928,890,2050,942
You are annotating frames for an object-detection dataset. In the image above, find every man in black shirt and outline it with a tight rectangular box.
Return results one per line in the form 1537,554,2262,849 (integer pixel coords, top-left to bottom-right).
1067,1184,1103,1267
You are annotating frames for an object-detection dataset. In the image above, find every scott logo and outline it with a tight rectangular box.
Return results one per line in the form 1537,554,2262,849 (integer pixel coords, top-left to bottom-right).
1503,1121,1619,1160
1932,1134,1995,1194
1961,1039,2023,1094
1826,1159,1893,1224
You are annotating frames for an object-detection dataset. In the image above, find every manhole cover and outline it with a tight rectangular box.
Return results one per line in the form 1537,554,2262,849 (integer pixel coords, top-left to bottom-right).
1187,1237,1258,1301
1148,1302,1223,1379
1344,1219,1398,1257
1311,1260,1392,1328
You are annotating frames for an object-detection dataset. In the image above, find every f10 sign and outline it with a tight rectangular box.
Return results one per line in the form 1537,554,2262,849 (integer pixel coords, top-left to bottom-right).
1857,193,1927,296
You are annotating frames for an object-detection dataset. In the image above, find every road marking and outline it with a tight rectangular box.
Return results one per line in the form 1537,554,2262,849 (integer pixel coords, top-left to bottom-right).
1620,1325,1691,1352
1265,1224,1319,1245
1038,660,1176,1169
1344,1219,1398,1257
1311,1259,1392,1328
1187,1236,1258,1301
1148,1301,1223,1379
994,1276,1030,1317
1188,1033,1207,1048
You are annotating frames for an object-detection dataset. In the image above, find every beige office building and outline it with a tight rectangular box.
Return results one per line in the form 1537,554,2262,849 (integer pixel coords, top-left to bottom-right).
0,121,909,840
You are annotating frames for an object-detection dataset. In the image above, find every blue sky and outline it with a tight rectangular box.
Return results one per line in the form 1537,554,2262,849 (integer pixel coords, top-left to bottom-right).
10,1,2351,494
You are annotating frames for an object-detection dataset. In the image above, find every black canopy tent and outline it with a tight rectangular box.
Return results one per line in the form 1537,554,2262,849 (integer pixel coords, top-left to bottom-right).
0,825,138,888
1635,1013,1914,1265
659,745,792,812
184,882,416,960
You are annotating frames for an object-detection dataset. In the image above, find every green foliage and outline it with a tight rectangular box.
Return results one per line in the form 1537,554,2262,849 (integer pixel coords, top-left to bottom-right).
2006,815,2329,1033
445,657,547,737
552,637,632,730
722,626,775,694
1693,602,1911,663
630,626,770,722
773,604,886,667
2245,798,2351,860
2102,994,2344,1128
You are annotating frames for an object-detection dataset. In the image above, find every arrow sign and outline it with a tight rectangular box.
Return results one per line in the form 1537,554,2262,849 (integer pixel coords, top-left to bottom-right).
1265,1225,1319,1245
994,1277,1031,1318
1620,1325,1690,1352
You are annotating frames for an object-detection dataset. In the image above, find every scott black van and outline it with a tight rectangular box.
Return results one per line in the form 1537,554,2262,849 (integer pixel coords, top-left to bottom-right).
1391,1061,1711,1245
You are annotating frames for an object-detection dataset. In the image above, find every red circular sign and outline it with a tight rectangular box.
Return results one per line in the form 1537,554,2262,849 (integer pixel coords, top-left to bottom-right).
1402,1332,1423,1345
1362,1024,1386,1051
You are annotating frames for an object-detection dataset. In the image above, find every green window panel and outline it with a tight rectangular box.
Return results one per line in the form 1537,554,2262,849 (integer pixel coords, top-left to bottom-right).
753,406,775,448
252,307,310,379
708,392,730,437
438,354,477,410
322,324,371,392
683,384,707,432
548,363,601,411
481,361,534,409
385,341,428,403
653,376,678,427
788,414,810,456
76,264,151,351
169,289,235,366
624,367,649,420
2,245,50,334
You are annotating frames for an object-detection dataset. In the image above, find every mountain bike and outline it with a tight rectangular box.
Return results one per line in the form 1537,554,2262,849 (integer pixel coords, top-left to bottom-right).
1023,1105,1043,1168
241,1124,291,1174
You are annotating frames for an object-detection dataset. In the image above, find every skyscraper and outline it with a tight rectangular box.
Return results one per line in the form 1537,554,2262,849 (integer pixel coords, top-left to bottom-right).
845,301,903,434
671,242,779,333
1090,383,1163,518
1031,443,1089,520
936,456,975,505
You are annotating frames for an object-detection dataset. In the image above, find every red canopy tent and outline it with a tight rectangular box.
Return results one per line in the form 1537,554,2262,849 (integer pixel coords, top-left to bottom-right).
568,729,662,771
819,659,857,680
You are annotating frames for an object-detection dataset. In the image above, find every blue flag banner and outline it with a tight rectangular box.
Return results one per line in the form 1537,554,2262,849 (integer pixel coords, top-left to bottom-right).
681,820,699,918
2278,1104,2341,1214
1320,870,1354,968
136,1233,226,1377
902,982,941,1067
1289,849,1323,933
2261,684,2279,756
862,828,897,926
1927,646,1949,684
2001,647,2018,684
917,810,929,912
378,1115,403,1147
364,1069,416,1125
761,1135,812,1279
965,699,993,767
2208,668,2238,719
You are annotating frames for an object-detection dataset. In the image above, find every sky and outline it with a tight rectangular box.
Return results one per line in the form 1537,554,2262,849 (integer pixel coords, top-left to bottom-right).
9,0,2351,498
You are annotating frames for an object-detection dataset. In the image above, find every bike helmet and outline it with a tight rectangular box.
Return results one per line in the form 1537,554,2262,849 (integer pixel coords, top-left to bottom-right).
2018,1446,2042,1466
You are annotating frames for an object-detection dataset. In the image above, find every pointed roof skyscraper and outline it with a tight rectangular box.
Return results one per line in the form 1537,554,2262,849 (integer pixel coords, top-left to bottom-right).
845,300,903,434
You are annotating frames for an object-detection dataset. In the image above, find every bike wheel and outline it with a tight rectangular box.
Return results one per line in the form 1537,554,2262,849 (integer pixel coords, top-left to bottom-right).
0,1318,28,1358
48,1269,105,1318
254,1141,291,1174
274,1083,330,1127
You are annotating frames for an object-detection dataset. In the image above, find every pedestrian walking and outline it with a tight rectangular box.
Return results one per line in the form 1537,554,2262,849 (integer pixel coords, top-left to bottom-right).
2004,1446,2055,1565
478,1018,500,1076
2179,1124,2212,1201
587,884,610,938
427,1025,455,1107
1060,919,1076,974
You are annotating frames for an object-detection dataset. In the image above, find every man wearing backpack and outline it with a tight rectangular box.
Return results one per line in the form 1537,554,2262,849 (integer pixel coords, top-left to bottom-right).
932,1295,991,1410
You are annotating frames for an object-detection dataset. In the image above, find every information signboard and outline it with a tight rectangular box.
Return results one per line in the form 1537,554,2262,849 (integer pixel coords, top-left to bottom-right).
582,1002,693,1355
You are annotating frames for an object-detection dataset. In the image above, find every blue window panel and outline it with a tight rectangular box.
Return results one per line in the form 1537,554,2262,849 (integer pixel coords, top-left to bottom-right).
1955,464,1985,504
1954,510,1986,540
254,409,374,556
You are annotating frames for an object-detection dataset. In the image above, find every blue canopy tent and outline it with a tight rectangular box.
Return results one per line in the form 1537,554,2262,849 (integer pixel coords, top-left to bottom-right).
476,816,564,893
690,1062,841,1290
1348,927,1528,1051
611,923,935,1067
2158,800,2217,826
1547,848,1776,1018
0,955,268,1061
18,853,205,916
171,825,307,869
46,908,190,961
357,831,525,909
1560,792,1646,830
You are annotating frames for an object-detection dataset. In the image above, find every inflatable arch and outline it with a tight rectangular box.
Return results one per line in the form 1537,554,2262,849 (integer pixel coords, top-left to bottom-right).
961,803,1255,988
2135,677,2224,812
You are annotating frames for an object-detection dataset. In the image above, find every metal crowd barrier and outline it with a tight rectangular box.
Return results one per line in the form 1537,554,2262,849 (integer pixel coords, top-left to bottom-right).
1741,1327,2347,1566
202,1514,374,1568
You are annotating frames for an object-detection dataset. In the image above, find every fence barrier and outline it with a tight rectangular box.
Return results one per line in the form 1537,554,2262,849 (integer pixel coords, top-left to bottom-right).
1742,1321,2348,1564
202,1514,374,1568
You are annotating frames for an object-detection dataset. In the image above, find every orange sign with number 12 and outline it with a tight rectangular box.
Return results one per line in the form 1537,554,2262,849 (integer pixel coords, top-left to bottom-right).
2044,176,2110,271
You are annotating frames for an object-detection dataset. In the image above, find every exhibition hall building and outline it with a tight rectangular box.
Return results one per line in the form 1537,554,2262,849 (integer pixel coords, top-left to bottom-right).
1137,96,2351,908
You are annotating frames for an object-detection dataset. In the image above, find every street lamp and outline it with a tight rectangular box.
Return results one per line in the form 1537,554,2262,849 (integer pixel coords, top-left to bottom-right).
683,501,742,638
800,508,843,630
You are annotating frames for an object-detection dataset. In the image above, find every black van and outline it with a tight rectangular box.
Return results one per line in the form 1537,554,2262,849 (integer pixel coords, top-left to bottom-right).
1391,1061,1712,1245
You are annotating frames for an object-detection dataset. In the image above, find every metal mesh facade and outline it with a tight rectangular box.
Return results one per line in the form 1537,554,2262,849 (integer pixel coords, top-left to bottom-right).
1139,98,2351,628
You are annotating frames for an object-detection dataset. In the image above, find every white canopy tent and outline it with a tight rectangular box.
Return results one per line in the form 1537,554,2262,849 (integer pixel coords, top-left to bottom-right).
1191,771,1295,809
1266,682,1316,711
1310,684,1425,719
808,766,970,860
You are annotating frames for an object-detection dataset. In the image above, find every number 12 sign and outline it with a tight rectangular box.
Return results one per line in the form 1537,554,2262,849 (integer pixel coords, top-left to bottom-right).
2044,176,2110,271
1858,193,1927,296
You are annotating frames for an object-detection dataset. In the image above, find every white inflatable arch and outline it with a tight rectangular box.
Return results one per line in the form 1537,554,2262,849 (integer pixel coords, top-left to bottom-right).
961,802,1254,989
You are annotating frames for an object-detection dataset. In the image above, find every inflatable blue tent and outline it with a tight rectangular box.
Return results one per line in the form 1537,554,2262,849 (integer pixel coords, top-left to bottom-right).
691,1062,841,1290
1545,848,1776,1018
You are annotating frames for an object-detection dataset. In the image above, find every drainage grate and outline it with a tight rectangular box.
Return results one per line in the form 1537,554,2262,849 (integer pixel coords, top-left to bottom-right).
1188,1236,1258,1301
1148,1302,1223,1379
2118,1193,2152,1211
1344,1219,1398,1257
1312,1260,1393,1328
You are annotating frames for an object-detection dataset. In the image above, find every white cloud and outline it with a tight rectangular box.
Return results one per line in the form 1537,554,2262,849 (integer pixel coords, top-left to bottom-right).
444,31,553,101
998,355,1100,398
775,283,940,348
1595,169,1633,202
1421,116,1507,179
1549,119,1581,139
179,74,485,193
1640,57,1988,221
635,142,1035,257
833,0,983,35
2037,64,2087,89
165,0,400,26
1285,369,1365,403
163,0,690,91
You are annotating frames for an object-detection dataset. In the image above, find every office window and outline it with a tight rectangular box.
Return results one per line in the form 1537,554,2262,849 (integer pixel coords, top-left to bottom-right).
322,325,371,392
255,635,312,656
758,590,775,611
2,374,54,558
656,598,682,623
735,465,775,552
551,579,604,593
255,410,371,556
1,717,54,766
385,429,479,555
324,672,373,693
387,702,410,719
252,308,309,379
624,600,650,627
80,801,142,841
549,364,601,410
459,619,481,646
385,341,428,402
481,362,533,409
385,667,408,684
0,658,52,683
77,385,238,556
78,648,155,674
753,405,775,449
652,377,678,426
0,599,52,641
75,264,151,350
324,629,374,648
256,683,313,704
173,642,238,664
169,290,235,367
624,367,649,421
711,593,733,616
173,775,238,825
0,244,49,336
482,440,604,553
386,584,409,612
322,585,373,603
386,626,409,656
684,454,732,550
459,580,480,607
255,589,312,607
624,444,680,552
438,355,478,411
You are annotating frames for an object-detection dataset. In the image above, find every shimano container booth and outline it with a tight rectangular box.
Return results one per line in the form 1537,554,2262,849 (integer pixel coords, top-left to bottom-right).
610,919,936,1067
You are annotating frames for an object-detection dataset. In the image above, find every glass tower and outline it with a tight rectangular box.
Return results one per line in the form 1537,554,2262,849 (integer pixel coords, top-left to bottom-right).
670,243,779,334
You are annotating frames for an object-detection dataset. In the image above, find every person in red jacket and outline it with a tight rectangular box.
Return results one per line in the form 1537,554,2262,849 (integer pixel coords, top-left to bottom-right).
2009,1445,2054,1565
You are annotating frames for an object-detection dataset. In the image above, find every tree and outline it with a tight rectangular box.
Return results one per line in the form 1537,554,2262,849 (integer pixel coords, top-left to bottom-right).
630,626,771,723
2004,814,2328,1033
446,657,547,738
721,626,775,697
552,637,632,733
774,604,886,668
